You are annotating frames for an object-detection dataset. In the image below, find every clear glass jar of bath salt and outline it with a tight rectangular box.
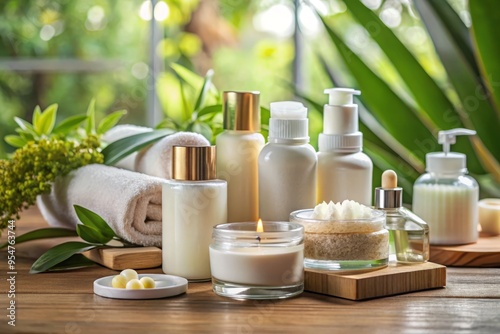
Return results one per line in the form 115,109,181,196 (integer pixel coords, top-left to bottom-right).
209,221,304,300
290,208,388,271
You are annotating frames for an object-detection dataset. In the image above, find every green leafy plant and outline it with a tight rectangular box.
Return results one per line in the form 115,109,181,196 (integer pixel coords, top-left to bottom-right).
102,65,221,165
102,65,271,165
308,0,500,202
0,101,126,229
0,205,138,273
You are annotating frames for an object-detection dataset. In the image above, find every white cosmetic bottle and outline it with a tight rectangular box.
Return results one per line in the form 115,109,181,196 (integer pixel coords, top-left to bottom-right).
258,101,317,221
216,91,264,222
162,145,227,281
412,129,479,245
317,88,373,206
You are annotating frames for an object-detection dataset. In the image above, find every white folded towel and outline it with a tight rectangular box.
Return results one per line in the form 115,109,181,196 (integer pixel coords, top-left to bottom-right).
134,132,210,179
103,124,153,170
37,164,166,247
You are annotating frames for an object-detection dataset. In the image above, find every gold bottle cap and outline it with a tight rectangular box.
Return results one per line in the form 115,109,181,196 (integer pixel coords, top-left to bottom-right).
171,145,216,181
223,91,260,131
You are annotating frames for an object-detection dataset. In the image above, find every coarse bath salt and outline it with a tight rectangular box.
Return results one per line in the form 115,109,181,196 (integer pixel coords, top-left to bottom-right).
290,200,389,271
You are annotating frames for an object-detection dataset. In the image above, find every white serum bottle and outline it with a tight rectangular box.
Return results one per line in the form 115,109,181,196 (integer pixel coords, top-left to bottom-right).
216,91,264,222
258,101,317,221
162,145,227,281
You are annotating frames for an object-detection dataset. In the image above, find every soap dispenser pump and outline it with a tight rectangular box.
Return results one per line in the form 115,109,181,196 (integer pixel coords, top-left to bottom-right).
412,128,479,245
317,88,373,205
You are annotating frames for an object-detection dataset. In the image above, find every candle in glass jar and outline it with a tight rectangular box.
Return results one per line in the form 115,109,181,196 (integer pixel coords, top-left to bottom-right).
209,221,304,299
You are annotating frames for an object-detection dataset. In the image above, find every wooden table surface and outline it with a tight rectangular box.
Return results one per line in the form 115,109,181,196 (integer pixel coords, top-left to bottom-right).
1,207,500,333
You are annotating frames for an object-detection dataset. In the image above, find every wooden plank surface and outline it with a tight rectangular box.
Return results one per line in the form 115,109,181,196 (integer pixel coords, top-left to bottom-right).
304,262,446,300
84,247,162,270
1,206,500,333
430,235,500,267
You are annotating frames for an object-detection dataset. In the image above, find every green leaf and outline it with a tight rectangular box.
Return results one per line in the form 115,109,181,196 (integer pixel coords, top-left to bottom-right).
0,227,77,249
196,104,222,118
30,241,96,274
52,114,88,135
155,118,181,130
191,122,212,142
102,128,175,165
170,63,204,89
469,0,500,116
85,98,96,135
97,109,127,135
73,205,116,240
33,105,42,127
76,224,112,244
344,0,483,174
420,0,481,78
14,117,38,137
319,16,435,164
35,104,58,135
4,135,27,148
414,0,500,162
193,69,214,114
45,253,96,272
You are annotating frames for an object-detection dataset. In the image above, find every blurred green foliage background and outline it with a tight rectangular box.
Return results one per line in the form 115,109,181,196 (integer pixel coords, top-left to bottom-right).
3,0,498,202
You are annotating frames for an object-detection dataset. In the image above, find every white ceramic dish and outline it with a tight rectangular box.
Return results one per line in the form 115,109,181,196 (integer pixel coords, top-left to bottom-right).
93,274,188,300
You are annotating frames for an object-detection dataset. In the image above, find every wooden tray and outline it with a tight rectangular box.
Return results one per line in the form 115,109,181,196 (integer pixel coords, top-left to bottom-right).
430,234,500,267
304,262,446,301
84,247,162,270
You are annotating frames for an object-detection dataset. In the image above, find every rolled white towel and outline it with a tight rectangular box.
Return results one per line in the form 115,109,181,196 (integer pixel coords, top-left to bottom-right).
135,131,210,179
37,164,166,247
103,124,153,170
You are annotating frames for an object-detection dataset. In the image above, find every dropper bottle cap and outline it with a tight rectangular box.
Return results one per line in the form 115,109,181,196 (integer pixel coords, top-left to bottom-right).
426,128,476,176
375,170,402,209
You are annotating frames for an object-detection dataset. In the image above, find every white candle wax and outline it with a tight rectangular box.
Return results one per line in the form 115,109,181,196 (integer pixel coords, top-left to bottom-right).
209,245,304,286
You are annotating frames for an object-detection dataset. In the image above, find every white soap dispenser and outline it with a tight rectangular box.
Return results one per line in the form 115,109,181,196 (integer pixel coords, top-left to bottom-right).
317,88,373,206
258,101,317,221
412,128,479,245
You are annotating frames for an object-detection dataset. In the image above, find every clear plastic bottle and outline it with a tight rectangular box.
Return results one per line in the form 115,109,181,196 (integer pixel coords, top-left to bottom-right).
413,129,479,245
162,145,227,281
216,91,264,222
317,88,373,206
375,170,429,263
258,101,317,221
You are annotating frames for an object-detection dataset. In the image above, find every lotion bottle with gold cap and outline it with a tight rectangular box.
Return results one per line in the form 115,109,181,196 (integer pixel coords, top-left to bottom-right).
162,145,227,281
216,91,264,222
375,170,429,263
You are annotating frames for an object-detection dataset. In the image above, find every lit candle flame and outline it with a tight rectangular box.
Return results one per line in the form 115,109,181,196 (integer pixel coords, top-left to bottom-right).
256,219,264,233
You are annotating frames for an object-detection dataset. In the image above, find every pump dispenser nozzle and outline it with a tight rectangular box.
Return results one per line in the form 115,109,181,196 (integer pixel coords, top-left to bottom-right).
324,88,360,106
438,128,476,155
426,128,476,175
319,87,362,152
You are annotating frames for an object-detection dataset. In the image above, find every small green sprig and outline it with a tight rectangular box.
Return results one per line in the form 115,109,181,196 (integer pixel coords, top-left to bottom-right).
0,136,103,226
0,101,126,230
0,205,138,273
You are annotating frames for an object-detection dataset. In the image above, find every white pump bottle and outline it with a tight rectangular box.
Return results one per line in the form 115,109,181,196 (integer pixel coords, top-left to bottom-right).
317,88,373,206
